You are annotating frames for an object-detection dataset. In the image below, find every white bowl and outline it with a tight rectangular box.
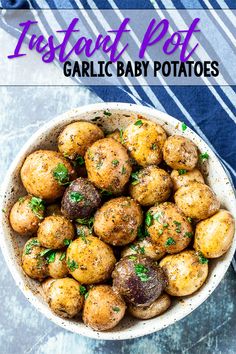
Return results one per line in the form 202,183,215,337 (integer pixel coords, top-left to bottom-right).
0,102,235,340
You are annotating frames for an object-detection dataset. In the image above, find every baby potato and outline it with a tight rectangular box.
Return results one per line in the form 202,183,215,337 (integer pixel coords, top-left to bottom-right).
61,177,101,220
146,202,193,254
22,238,49,280
42,278,56,297
37,215,74,249
21,150,76,201
83,285,126,331
194,209,235,258
121,237,165,261
66,235,116,284
128,293,171,320
171,168,204,191
10,195,45,235
47,278,84,318
163,135,198,170
106,129,121,143
94,197,143,246
159,250,208,296
85,138,132,194
48,251,68,278
58,121,104,160
129,166,172,206
112,255,167,306
174,181,220,220
123,117,167,167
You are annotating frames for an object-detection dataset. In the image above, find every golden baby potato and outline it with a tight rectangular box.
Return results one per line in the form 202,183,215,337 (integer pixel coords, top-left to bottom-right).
58,121,104,160
121,237,165,261
10,195,45,235
163,135,198,170
123,117,167,167
83,285,126,331
128,293,171,320
48,251,68,278
146,202,193,254
174,181,220,220
94,197,143,246
22,238,49,280
160,250,208,296
129,166,172,206
37,215,74,249
171,168,204,191
194,209,235,258
21,150,76,201
85,138,132,194
66,236,116,284
47,278,84,318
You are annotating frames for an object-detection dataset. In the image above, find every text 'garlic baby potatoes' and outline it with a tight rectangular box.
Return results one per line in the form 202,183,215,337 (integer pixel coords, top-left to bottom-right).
123,117,167,167
94,196,143,246
85,137,132,194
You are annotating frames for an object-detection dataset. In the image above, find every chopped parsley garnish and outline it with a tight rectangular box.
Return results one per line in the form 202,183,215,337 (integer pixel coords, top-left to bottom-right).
134,119,143,127
69,191,84,203
100,189,113,197
18,196,25,204
137,225,149,241
76,216,94,230
153,212,162,222
78,228,89,243
73,155,84,167
129,255,137,261
67,258,78,272
53,163,70,185
130,244,145,255
121,166,126,175
25,239,40,255
119,129,124,144
184,232,193,238
131,171,140,185
85,292,89,300
135,264,150,282
199,152,209,162
198,252,208,264
29,197,45,219
112,306,120,313
163,223,169,228
178,169,187,175
91,116,100,122
181,122,187,131
173,220,181,233
158,229,163,235
63,239,72,246
165,237,176,246
139,246,145,255
151,143,157,150
145,212,153,227
187,217,193,223
40,249,56,263
104,110,112,116
112,159,119,167
59,252,66,261
79,285,87,295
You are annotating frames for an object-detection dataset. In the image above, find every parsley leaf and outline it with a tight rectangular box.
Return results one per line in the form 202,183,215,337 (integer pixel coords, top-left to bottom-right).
69,191,84,203
119,129,124,144
112,159,119,167
145,212,153,227
134,119,143,127
199,152,209,162
25,239,40,255
103,110,112,116
76,216,94,230
121,166,126,175
181,122,187,131
165,237,176,246
184,232,193,238
178,169,187,175
53,163,70,185
198,252,208,264
112,306,120,313
151,143,157,150
79,285,87,295
67,258,78,272
131,171,140,185
135,264,150,282
29,197,45,219
64,239,72,246
73,155,84,167
59,252,66,261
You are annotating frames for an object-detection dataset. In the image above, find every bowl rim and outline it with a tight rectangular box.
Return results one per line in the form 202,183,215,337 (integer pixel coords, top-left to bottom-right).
0,101,235,340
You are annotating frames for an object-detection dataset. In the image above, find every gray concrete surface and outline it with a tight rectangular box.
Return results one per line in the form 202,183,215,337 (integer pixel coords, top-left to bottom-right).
0,86,235,354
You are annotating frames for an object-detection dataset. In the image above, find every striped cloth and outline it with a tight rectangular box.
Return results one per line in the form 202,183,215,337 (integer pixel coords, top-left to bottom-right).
1,0,236,271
